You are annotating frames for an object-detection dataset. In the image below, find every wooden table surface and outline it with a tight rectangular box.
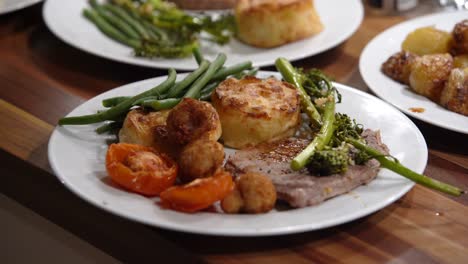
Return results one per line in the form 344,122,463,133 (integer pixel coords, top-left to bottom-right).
1,1,467,263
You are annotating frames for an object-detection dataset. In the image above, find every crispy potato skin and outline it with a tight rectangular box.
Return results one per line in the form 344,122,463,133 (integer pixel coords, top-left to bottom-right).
221,172,276,214
451,19,468,55
440,68,468,116
381,51,418,85
178,139,225,182
409,53,453,102
211,76,300,149
166,98,222,146
235,0,323,48
118,108,171,149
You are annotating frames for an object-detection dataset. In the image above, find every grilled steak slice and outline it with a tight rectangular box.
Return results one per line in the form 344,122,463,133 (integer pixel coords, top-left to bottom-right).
225,129,389,208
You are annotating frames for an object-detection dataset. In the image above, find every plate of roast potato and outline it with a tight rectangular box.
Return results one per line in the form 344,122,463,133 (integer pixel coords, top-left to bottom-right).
43,0,363,70
48,70,428,236
360,11,468,134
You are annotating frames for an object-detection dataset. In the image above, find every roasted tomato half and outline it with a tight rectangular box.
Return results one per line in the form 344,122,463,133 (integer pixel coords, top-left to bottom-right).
160,170,234,213
106,143,177,196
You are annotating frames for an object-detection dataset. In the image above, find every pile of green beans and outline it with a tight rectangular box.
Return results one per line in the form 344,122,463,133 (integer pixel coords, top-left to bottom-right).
58,51,255,134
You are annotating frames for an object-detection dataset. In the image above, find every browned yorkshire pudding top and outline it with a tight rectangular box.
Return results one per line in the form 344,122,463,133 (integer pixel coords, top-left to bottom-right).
170,0,237,9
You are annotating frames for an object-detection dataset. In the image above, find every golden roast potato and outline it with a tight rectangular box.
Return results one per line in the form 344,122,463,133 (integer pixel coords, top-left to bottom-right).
451,19,468,55
440,68,468,116
221,172,276,214
381,51,418,85
235,0,323,48
211,76,300,149
178,138,225,182
409,53,453,102
166,98,222,146
453,55,468,68
118,108,171,148
402,26,453,55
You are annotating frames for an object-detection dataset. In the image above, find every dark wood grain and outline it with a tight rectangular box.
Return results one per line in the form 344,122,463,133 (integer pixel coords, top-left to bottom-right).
1,1,468,264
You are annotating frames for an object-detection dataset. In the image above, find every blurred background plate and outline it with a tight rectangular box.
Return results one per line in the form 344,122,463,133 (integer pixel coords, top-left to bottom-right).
0,0,42,15
43,0,363,70
359,11,468,134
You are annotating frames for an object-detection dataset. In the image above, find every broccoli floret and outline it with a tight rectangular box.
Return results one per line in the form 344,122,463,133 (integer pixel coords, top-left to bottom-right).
307,145,349,176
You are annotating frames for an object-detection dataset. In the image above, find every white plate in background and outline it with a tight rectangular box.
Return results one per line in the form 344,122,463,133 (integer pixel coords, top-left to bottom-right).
0,0,41,15
360,11,468,134
43,0,363,70
48,71,426,236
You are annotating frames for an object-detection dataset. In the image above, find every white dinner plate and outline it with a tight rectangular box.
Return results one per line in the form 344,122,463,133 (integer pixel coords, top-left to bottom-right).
359,11,468,134
43,0,363,70
0,0,42,15
48,71,427,236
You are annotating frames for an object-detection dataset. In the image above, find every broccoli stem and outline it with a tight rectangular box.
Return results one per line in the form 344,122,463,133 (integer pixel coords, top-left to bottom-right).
291,91,336,170
346,138,464,196
275,58,322,128
59,69,176,125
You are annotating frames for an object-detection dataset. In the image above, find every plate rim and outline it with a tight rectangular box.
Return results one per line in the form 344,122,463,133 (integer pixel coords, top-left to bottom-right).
42,0,363,70
359,10,468,134
0,0,42,15
48,71,426,236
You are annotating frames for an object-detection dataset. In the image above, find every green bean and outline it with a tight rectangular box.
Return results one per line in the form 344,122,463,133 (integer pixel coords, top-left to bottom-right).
95,121,123,134
83,9,140,48
141,98,181,110
141,19,168,42
184,53,226,99
59,69,177,125
199,82,219,101
211,61,252,81
89,0,140,40
133,96,160,106
102,3,151,40
165,60,210,98
192,46,204,65
102,96,130,107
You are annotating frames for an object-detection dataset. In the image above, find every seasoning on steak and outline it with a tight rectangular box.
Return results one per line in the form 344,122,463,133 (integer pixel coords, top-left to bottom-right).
225,129,390,208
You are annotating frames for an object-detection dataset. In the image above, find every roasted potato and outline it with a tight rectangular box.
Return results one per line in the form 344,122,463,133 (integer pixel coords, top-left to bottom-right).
440,68,468,116
118,108,171,149
235,0,323,48
381,51,418,84
409,53,453,102
166,98,222,146
220,187,244,214
221,172,276,214
211,76,300,149
451,19,468,55
453,55,468,68
178,138,225,182
402,26,453,55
